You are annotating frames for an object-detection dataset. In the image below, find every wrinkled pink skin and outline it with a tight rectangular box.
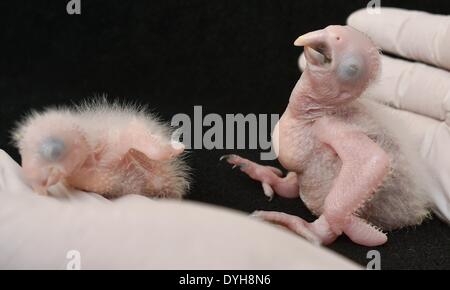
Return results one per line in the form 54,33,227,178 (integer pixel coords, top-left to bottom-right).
15,104,188,198
224,26,389,246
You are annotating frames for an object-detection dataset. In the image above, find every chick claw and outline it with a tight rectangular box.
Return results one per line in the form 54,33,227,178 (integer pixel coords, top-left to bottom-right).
220,154,282,200
251,211,325,245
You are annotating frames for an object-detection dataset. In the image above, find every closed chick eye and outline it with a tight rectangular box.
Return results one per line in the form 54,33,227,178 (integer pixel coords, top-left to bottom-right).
39,137,66,161
337,54,364,81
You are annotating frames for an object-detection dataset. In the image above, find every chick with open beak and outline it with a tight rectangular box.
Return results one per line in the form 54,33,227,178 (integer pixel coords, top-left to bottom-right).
223,25,431,246
292,25,380,107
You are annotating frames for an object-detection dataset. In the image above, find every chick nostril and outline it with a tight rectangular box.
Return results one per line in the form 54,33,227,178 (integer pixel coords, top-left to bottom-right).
39,137,66,161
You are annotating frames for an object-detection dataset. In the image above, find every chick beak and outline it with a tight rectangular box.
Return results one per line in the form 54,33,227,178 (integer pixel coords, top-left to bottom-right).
45,167,64,188
294,29,331,66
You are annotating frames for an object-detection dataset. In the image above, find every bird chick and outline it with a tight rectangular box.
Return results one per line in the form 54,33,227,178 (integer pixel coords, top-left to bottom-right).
12,99,190,199
223,25,433,246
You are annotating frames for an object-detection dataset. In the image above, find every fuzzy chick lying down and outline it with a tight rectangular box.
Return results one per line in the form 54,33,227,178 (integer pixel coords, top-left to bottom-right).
12,100,190,198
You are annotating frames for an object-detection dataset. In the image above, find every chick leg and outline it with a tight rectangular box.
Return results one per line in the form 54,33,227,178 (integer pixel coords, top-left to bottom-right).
221,154,299,200
251,211,334,245
252,211,387,246
311,118,390,246
120,119,184,161
119,148,186,199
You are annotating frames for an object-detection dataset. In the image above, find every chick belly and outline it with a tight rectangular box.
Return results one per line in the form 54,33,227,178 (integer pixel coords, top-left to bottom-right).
66,160,187,199
64,154,153,197
65,167,147,197
299,154,341,216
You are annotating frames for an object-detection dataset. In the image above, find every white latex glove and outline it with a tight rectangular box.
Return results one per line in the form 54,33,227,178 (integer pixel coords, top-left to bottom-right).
299,8,450,222
0,150,358,269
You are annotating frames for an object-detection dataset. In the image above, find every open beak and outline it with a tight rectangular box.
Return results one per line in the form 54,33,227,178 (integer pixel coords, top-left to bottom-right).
294,29,332,66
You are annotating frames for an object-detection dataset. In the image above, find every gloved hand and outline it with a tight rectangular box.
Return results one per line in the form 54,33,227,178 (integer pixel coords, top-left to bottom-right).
299,8,450,222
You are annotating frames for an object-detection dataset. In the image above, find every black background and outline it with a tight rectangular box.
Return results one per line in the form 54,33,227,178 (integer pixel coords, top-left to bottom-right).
1,0,450,269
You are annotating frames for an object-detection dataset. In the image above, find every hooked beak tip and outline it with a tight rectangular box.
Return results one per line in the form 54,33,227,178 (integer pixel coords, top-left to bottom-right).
294,35,305,46
294,29,326,47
